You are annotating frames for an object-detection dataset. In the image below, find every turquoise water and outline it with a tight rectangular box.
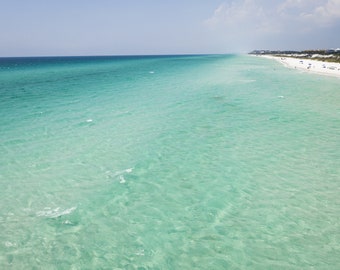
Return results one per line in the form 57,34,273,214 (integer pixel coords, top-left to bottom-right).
0,54,339,269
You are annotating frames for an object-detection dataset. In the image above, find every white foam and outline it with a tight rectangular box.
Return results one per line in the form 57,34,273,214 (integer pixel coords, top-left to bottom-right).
111,168,133,177
241,79,256,83
36,206,77,218
135,249,145,256
86,119,93,122
119,175,126,184
149,71,154,74
5,241,16,247
108,167,133,183
62,220,73,225
125,168,133,173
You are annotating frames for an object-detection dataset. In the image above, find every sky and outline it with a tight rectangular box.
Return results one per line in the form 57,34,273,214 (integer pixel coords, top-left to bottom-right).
0,0,339,56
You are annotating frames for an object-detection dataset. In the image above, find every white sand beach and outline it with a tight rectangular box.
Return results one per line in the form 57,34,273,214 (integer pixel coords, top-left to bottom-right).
261,55,340,78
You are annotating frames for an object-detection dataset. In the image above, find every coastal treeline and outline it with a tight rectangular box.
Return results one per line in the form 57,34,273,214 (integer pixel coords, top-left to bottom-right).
249,49,340,63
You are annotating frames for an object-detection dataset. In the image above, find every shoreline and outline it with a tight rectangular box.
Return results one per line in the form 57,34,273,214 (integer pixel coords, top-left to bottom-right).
259,55,340,78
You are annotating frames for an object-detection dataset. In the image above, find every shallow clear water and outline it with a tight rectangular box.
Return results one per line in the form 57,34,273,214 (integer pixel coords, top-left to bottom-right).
0,55,339,269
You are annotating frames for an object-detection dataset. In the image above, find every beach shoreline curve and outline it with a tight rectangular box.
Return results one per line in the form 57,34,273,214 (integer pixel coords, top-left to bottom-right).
258,55,340,78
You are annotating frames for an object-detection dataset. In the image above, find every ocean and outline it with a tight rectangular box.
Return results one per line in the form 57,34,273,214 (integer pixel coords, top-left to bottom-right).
0,54,339,269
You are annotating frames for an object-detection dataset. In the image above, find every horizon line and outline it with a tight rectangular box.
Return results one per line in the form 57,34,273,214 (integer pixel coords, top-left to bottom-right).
0,53,240,59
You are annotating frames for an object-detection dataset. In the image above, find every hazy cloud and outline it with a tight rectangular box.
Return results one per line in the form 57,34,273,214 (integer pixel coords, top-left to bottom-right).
301,0,340,26
204,0,340,50
207,0,340,32
279,0,340,26
205,0,279,35
0,1,338,56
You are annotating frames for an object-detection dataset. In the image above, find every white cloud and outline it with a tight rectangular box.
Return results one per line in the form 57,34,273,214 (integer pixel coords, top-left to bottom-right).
203,0,340,51
206,0,340,32
205,0,278,35
304,0,340,25
279,0,340,26
278,0,320,11
205,0,340,38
